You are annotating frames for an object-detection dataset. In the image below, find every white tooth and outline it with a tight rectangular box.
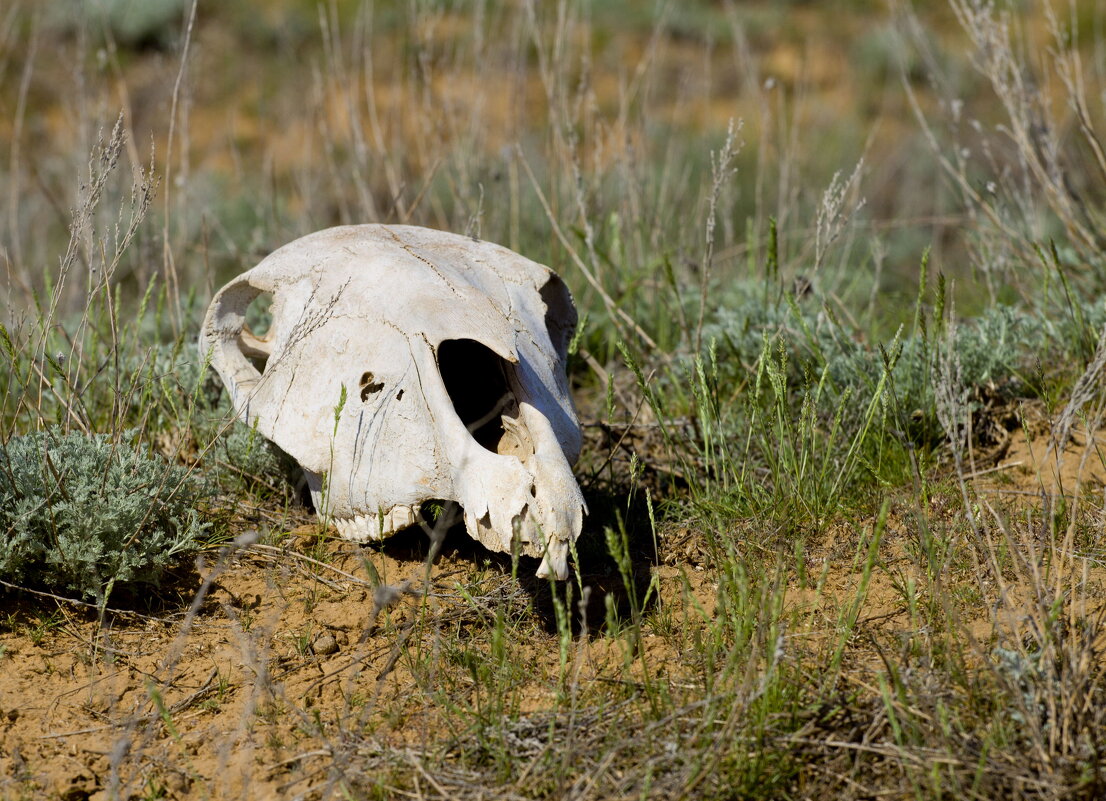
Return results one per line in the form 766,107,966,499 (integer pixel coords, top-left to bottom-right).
392,506,416,530
536,540,569,580
369,516,382,540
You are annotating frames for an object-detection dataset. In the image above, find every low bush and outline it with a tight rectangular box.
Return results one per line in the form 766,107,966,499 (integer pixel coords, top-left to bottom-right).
0,428,209,604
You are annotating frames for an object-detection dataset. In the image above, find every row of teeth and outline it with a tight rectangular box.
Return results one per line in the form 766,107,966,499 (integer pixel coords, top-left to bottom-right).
329,505,570,580
330,505,419,542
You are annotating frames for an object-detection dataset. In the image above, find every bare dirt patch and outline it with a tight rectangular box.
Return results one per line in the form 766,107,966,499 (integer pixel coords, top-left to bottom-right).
1000,426,1106,496
0,519,688,800
0,526,479,799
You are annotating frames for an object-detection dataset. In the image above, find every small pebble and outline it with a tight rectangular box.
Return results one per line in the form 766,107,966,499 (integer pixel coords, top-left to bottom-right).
313,633,339,655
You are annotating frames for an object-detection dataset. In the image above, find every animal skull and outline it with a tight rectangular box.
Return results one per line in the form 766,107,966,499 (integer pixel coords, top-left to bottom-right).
199,225,585,578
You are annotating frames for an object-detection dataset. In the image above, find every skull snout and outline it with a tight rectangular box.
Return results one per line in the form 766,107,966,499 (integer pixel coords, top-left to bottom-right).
436,337,584,578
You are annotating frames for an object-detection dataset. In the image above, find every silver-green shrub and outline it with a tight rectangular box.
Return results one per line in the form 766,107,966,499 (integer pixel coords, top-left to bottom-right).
702,285,1082,443
0,429,209,603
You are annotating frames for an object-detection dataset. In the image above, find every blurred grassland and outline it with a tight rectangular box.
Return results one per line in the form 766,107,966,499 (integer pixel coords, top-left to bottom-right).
6,0,1093,335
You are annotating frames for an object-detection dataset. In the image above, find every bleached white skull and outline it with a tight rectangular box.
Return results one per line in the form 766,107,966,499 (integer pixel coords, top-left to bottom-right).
199,225,585,578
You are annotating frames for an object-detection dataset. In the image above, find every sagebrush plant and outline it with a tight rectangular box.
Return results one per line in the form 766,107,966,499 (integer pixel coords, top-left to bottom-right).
655,256,1106,531
0,428,209,603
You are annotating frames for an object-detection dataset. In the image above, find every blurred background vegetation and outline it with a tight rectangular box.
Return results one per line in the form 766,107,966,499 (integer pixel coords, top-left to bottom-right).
6,0,1103,332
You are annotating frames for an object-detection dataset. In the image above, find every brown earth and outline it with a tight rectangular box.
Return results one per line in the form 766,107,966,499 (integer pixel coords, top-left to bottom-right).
0,516,724,800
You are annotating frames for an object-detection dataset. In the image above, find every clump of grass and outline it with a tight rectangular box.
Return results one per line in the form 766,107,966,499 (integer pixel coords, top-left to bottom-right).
0,427,209,603
637,252,1106,536
149,342,297,498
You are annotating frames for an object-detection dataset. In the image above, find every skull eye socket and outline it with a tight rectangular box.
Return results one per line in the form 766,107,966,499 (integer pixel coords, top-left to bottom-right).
245,292,273,337
437,339,516,454
239,291,275,372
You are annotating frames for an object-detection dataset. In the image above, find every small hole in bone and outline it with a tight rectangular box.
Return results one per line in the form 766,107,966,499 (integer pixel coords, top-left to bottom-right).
396,389,404,401
437,339,517,454
359,370,384,401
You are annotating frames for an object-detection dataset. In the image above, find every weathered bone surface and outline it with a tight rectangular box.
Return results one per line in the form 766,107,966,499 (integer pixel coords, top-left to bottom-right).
199,225,586,578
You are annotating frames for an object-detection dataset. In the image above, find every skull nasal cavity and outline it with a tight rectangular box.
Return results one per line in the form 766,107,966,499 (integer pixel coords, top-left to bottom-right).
437,339,514,453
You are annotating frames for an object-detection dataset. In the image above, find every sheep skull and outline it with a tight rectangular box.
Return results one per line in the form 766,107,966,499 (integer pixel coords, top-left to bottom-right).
199,225,585,578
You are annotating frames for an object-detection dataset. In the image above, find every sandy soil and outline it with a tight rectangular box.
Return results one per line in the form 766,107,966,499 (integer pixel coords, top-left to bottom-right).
0,516,718,800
